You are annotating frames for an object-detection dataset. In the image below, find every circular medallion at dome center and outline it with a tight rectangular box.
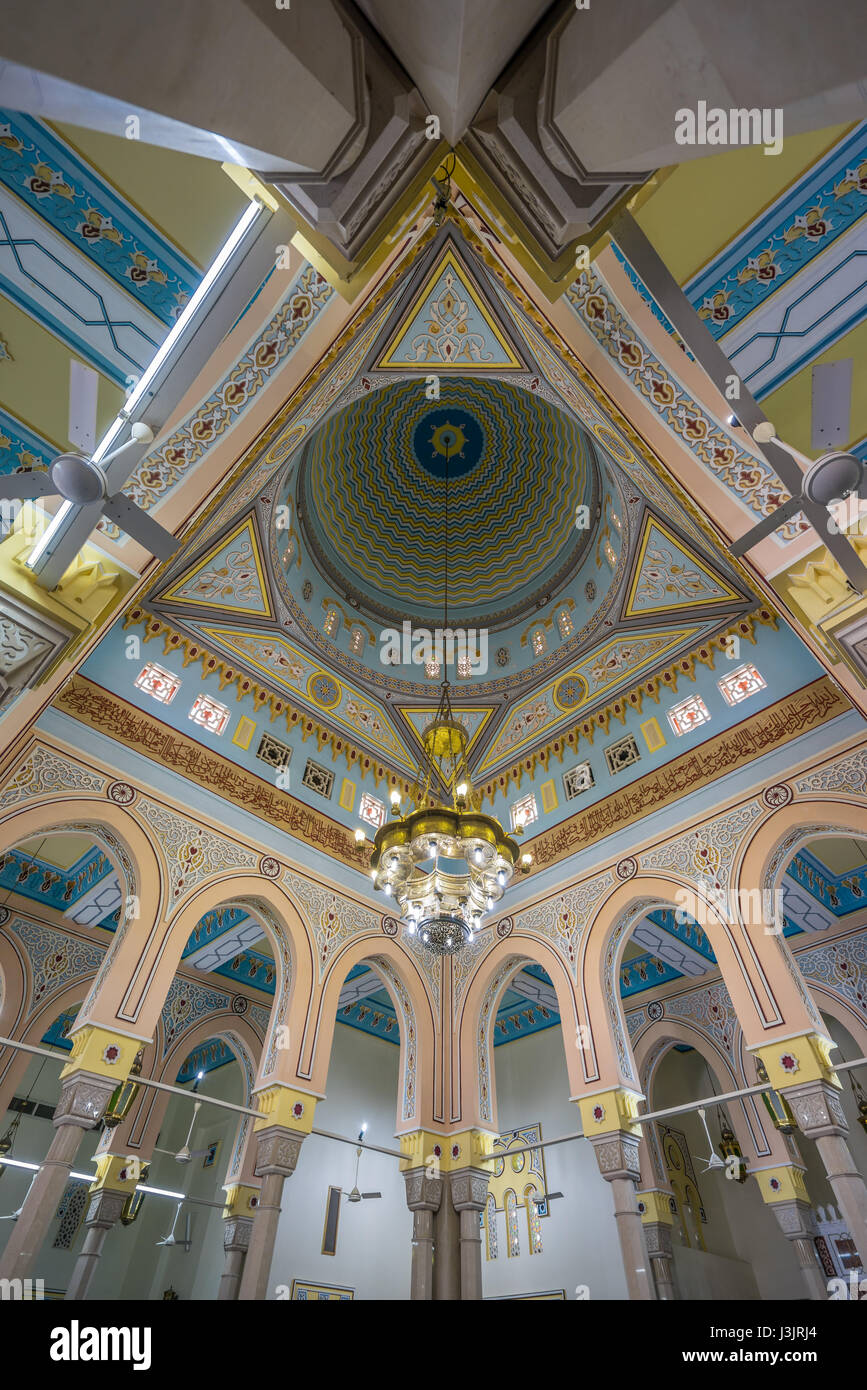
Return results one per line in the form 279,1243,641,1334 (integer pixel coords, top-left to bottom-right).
289,378,599,628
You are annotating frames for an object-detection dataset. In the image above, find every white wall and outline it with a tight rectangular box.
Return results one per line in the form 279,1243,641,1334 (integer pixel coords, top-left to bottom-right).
483,1024,628,1301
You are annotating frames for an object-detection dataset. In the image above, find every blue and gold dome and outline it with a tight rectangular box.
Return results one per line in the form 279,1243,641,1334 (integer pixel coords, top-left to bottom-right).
288,378,600,628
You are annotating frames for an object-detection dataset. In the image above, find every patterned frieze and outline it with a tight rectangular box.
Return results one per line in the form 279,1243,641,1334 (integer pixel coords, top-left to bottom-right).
0,744,105,811
515,875,614,976
795,747,867,798
282,869,380,979
639,801,763,896
7,915,105,1015
136,798,259,906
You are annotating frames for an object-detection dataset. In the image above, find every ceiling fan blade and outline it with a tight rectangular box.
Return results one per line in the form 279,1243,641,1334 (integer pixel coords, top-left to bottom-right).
68,360,99,454
0,472,55,503
812,360,852,453
101,495,181,561
729,494,804,556
360,1192,382,1199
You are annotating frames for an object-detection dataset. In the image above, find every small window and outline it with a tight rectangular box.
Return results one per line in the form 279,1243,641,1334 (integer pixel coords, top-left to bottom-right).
359,792,385,829
510,794,538,832
135,662,180,704
605,734,640,775
256,732,292,769
425,661,441,679
457,655,472,678
556,609,573,640
349,627,365,656
718,663,766,706
563,762,594,799
189,693,230,735
667,694,711,736
302,759,334,798
531,629,547,657
324,608,339,637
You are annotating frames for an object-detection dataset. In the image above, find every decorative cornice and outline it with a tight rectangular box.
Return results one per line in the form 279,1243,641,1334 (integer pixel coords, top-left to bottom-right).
476,607,778,796
54,675,371,873
121,607,413,795
521,677,849,877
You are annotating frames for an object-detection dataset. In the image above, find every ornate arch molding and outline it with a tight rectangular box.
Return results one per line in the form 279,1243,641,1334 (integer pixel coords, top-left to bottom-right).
458,934,582,1131
309,935,435,1132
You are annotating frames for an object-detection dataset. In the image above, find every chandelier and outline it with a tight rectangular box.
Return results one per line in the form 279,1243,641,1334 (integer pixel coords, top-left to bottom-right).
367,430,531,953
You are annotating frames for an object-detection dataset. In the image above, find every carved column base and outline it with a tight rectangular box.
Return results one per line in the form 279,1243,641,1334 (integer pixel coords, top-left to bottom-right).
589,1134,656,1301
238,1126,304,1302
0,1072,116,1282
66,1189,127,1301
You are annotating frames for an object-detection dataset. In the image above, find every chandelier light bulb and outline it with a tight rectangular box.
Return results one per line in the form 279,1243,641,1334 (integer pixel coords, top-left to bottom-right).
473,847,483,863
384,882,393,896
497,869,506,886
390,788,401,805
486,896,494,910
456,781,468,798
354,828,366,843
428,839,437,857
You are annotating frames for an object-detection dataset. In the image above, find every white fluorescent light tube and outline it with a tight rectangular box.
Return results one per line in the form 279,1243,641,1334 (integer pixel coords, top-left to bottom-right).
0,1156,40,1172
135,1183,185,1200
93,199,263,464
25,500,73,568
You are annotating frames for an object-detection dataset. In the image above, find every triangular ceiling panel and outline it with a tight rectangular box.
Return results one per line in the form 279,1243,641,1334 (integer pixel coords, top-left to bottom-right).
394,704,496,760
197,625,416,772
159,516,273,619
376,241,525,372
623,516,742,620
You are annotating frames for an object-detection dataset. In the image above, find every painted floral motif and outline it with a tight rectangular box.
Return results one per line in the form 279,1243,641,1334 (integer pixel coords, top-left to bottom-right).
779,1052,799,1074
633,540,728,607
171,535,263,606
8,916,106,1014
0,745,105,810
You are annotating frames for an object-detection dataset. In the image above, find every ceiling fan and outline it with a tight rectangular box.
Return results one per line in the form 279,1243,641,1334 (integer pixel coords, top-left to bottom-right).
155,1200,192,1251
730,360,867,589
153,1098,211,1164
1,360,181,581
696,1106,726,1173
342,1141,381,1205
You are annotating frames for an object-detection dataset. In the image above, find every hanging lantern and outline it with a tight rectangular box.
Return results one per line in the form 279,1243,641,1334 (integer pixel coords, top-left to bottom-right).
718,1124,748,1183
103,1047,145,1129
755,1057,797,1135
119,1162,150,1226
848,1070,867,1136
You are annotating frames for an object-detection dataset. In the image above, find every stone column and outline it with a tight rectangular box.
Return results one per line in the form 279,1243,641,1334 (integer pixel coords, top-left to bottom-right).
218,1182,259,1301
578,1090,656,1301
66,1189,127,1301
637,1189,678,1300
0,1070,116,1282
402,1169,442,1301
238,1126,304,1301
450,1169,490,1301
753,1164,827,1300
786,1080,867,1267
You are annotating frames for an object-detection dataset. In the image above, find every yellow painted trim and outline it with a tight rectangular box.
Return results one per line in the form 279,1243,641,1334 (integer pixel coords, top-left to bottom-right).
750,1033,840,1092
232,715,257,750
399,1128,497,1172
540,778,558,813
222,1182,261,1218
576,1087,644,1138
640,716,666,752
253,1083,317,1134
754,1165,811,1206
91,1153,143,1194
60,1025,141,1082
221,163,279,213
637,1188,675,1225
339,777,356,812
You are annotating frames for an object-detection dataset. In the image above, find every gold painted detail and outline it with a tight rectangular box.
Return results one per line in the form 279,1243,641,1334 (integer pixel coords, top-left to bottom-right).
122,607,413,795
636,1188,675,1225
750,1033,841,1093
222,1182,261,1217
754,1165,811,1206
576,1088,644,1138
253,1083,317,1134
60,1025,143,1082
399,1127,497,1172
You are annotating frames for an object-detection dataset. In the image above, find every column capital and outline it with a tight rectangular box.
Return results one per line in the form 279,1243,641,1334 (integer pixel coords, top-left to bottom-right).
84,1188,127,1230
589,1131,642,1183
750,1033,839,1092
54,1071,118,1128
89,1152,145,1195
223,1216,254,1253
252,1083,317,1134
403,1170,442,1212
785,1080,849,1140
253,1125,305,1178
449,1169,490,1213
